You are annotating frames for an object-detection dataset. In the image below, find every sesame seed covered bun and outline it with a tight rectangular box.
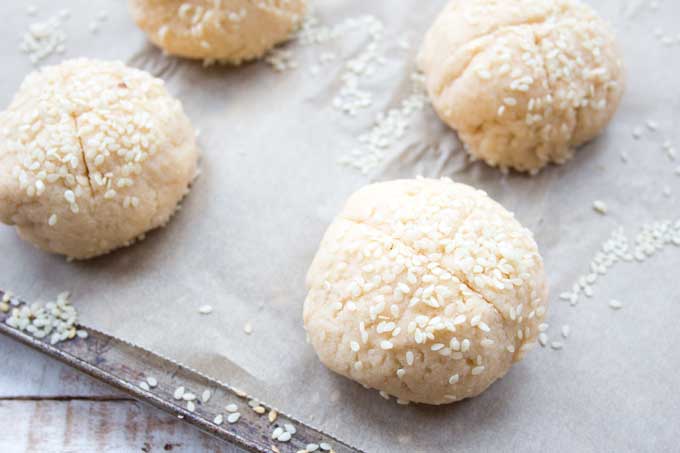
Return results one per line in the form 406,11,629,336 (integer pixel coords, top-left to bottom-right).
0,59,199,259
418,0,625,174
128,0,306,64
303,178,548,405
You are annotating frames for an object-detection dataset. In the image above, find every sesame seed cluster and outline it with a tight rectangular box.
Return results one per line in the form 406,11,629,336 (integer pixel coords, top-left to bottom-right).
0,58,199,259
129,0,306,65
3,291,88,345
304,178,547,405
418,0,625,173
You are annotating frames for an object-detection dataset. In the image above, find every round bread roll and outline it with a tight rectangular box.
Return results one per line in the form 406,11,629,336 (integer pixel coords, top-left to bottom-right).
0,59,199,259
303,178,548,405
418,0,624,173
129,0,306,64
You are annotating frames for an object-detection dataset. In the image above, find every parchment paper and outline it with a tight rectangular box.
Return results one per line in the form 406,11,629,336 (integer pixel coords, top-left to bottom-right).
1,1,679,451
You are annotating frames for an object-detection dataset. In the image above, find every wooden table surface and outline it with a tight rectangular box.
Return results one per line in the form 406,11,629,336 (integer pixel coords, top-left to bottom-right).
0,337,240,453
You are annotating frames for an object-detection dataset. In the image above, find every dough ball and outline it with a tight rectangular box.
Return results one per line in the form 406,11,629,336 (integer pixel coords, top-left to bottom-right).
0,59,199,259
129,0,306,64
304,178,548,405
418,0,624,173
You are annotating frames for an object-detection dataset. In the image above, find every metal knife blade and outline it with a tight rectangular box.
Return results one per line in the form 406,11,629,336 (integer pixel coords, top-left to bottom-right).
0,289,365,453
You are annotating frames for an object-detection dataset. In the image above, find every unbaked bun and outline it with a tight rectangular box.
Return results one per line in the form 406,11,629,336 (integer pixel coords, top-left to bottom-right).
304,178,548,405
0,59,199,259
418,0,624,173
129,0,306,64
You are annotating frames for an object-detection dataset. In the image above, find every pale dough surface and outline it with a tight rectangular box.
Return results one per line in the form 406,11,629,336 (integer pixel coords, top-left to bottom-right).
418,0,625,173
304,178,548,404
0,59,199,259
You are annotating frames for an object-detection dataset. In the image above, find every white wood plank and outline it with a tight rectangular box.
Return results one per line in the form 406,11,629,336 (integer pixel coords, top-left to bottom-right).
0,340,245,451
0,400,243,453
0,338,119,398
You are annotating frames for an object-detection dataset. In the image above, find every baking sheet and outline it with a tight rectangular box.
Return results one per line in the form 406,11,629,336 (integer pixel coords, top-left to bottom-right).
1,1,679,451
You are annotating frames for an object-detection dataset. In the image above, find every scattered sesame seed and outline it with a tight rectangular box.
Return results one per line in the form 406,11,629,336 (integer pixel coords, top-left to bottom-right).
609,299,623,310
306,444,320,452
227,412,241,424
174,386,185,400
268,410,278,423
244,321,253,334
448,374,460,384
430,343,445,351
65,190,76,203
339,72,428,174
139,382,150,391
561,325,571,338
186,401,196,412
471,366,485,376
21,15,67,64
329,16,384,116
202,390,212,403
593,200,608,214
182,392,196,402
146,377,157,388
226,403,238,412
213,414,224,425
265,49,298,72
477,69,492,80
550,341,564,350
320,442,332,451
4,291,80,345
198,305,213,314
